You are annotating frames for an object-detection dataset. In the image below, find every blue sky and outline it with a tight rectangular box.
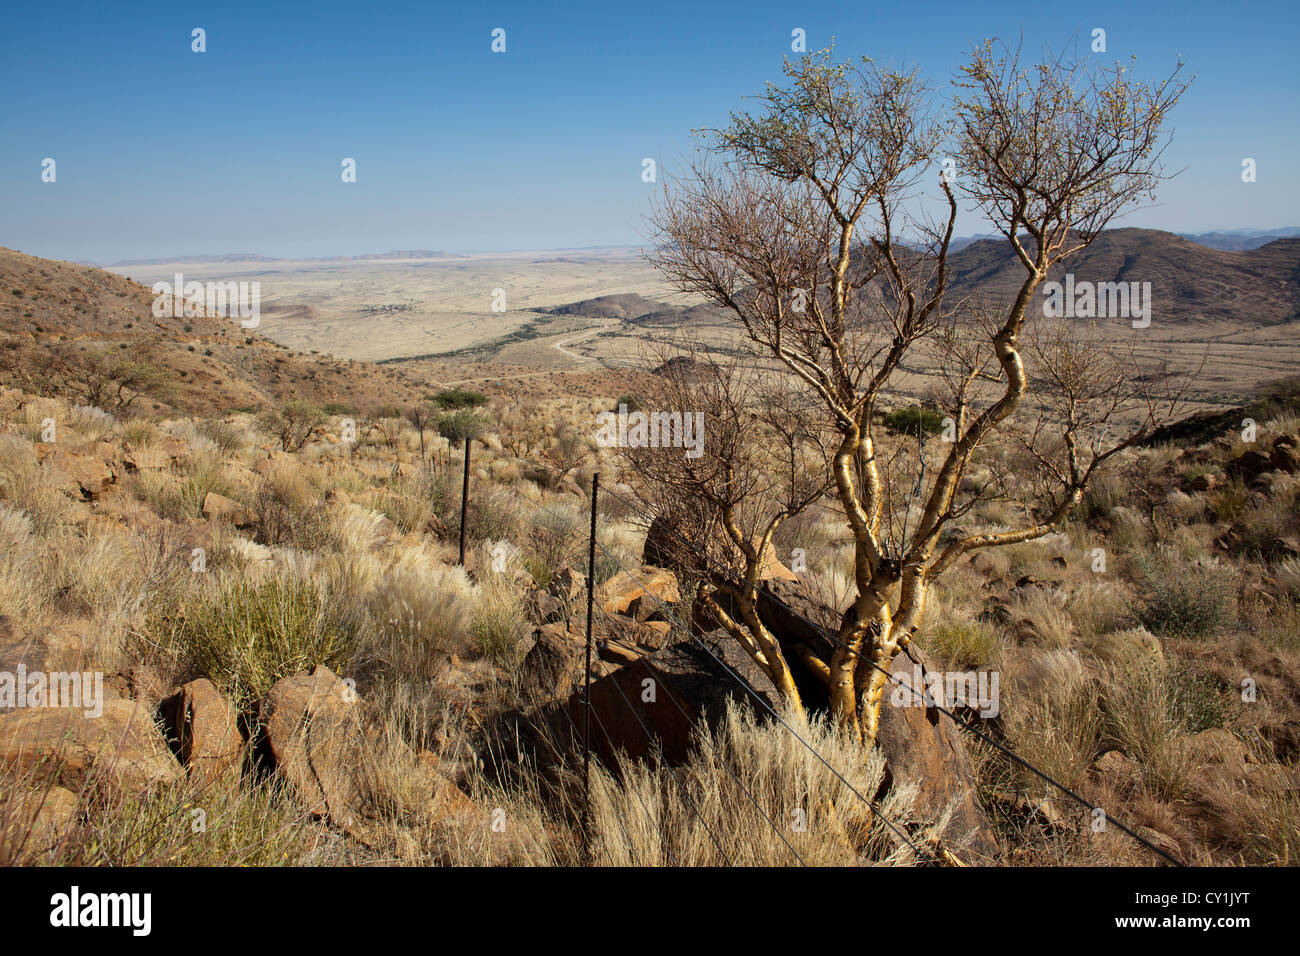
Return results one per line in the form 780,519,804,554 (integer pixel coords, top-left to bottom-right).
1,0,1297,263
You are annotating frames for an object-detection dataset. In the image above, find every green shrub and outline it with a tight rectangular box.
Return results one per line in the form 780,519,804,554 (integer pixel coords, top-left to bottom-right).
1166,663,1236,735
881,405,946,437
178,576,356,710
922,619,1001,670
436,409,483,445
430,388,487,410
1132,553,1235,638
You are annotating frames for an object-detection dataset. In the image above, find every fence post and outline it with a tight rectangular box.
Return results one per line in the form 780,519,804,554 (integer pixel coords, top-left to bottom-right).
583,471,600,854
457,435,472,565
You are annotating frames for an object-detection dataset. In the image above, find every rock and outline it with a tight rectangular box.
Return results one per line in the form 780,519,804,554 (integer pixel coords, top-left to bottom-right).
323,487,351,506
40,449,114,498
257,666,472,841
546,567,586,604
1226,449,1271,482
257,666,367,834
642,512,708,576
413,750,475,822
1269,441,1300,474
1077,627,1164,668
116,664,166,711
201,491,254,527
122,447,170,472
1188,472,1217,492
753,579,841,709
575,631,783,767
759,551,799,583
525,588,566,626
0,699,182,793
631,620,672,650
0,622,96,695
159,679,243,786
598,566,680,620
1135,826,1186,866
875,649,1000,862
597,638,644,665
1092,749,1136,780
0,786,78,863
517,623,612,709
158,437,188,461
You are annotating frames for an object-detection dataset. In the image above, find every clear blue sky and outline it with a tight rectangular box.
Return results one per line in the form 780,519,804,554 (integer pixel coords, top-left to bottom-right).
1,0,1297,263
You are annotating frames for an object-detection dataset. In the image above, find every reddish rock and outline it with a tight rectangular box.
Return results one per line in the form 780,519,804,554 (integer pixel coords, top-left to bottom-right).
599,567,680,620
160,678,243,786
0,699,182,793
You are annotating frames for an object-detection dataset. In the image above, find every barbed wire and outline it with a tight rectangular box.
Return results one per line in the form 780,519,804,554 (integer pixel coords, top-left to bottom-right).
588,478,1185,867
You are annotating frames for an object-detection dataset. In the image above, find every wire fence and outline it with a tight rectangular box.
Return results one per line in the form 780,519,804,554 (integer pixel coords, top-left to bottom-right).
444,436,1181,867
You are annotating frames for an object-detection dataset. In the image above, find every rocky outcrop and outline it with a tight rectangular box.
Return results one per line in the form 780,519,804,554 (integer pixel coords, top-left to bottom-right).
256,665,473,842
876,649,1000,862
0,699,182,793
159,678,244,787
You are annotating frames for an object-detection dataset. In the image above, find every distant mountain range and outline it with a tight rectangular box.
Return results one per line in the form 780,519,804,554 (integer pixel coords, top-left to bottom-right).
944,228,1299,326
0,246,428,417
104,250,465,267
947,228,1300,253
75,230,1300,268
552,228,1300,328
1175,228,1300,251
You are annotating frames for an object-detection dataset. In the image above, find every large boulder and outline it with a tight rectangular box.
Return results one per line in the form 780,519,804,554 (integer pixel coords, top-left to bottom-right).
201,491,254,527
0,786,78,863
256,666,369,834
876,649,1000,861
159,678,243,786
570,631,782,768
36,445,115,498
598,567,680,621
0,699,182,793
1269,439,1300,474
517,623,597,710
256,665,472,841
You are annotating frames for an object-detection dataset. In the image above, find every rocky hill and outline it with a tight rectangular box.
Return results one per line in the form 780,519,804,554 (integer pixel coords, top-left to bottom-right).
0,247,427,417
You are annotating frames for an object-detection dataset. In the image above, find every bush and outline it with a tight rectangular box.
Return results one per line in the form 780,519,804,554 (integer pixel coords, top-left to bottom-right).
922,619,1000,670
881,405,946,437
1100,663,1194,801
197,418,248,455
259,400,326,452
1132,553,1235,638
436,409,483,445
1167,662,1235,735
430,388,486,410
178,576,356,710
361,568,473,680
252,465,324,549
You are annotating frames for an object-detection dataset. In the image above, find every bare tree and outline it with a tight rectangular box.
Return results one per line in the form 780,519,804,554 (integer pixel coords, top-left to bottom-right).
625,343,834,712
648,43,1190,743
